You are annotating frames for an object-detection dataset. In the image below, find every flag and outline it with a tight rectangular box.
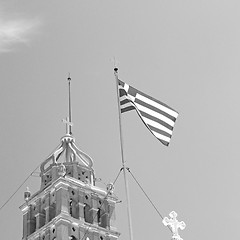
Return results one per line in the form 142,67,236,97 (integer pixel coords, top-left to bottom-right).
118,79,179,146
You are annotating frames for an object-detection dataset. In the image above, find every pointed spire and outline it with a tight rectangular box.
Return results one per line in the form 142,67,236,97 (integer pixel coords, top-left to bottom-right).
68,73,72,135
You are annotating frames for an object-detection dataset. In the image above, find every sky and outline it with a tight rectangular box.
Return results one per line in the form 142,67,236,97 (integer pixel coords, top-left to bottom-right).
0,0,240,239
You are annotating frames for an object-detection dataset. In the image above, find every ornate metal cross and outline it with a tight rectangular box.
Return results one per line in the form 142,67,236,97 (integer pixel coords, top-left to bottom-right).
162,211,186,240
62,117,73,135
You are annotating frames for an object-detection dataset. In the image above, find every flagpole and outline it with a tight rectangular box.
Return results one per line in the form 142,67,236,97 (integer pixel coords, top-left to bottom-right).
114,67,134,240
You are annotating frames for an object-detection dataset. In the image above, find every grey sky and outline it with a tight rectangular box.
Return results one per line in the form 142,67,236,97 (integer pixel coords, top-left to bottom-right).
0,1,240,240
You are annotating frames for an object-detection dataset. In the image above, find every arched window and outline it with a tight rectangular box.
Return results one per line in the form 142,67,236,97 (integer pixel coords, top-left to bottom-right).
49,202,56,222
29,217,36,234
39,209,46,229
84,204,92,224
69,199,73,216
97,208,101,224
97,208,108,228
100,213,108,228
69,198,79,219
29,207,36,235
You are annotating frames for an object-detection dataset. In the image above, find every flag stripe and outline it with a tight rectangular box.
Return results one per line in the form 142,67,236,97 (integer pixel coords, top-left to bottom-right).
151,130,171,144
121,102,133,110
159,140,169,146
119,94,135,112
120,98,131,106
121,106,135,113
137,94,178,119
147,124,172,138
141,115,173,135
121,103,135,112
134,110,171,144
135,102,175,127
135,97,177,122
139,110,173,131
132,86,178,114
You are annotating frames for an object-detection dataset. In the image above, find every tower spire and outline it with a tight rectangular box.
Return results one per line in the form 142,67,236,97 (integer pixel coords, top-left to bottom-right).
68,73,72,135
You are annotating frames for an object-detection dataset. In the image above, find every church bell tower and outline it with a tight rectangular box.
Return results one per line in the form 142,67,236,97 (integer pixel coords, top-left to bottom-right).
19,131,120,240
19,77,120,240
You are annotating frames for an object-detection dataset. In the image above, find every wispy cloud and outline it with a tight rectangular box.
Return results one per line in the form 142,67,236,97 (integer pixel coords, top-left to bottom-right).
0,17,41,53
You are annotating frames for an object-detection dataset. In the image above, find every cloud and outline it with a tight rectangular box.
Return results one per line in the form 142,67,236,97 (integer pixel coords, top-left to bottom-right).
0,18,40,53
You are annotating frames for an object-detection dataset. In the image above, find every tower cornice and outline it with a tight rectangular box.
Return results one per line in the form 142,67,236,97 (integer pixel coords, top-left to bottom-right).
20,176,119,212
25,213,121,240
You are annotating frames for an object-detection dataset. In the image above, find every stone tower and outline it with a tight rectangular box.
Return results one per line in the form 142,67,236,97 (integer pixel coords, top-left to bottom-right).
19,132,120,240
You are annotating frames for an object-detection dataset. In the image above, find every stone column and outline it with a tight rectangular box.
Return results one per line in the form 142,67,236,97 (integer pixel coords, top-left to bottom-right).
28,218,36,235
93,230,99,240
56,221,69,240
109,203,117,231
78,202,85,222
78,190,86,222
44,206,50,224
22,210,28,240
90,208,99,226
45,227,50,240
91,194,99,226
35,213,45,230
55,182,69,216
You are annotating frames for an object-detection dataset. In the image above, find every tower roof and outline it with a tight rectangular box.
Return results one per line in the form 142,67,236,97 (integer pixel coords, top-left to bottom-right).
40,134,93,174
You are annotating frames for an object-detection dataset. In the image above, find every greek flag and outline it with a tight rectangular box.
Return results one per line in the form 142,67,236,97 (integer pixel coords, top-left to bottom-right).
118,79,178,146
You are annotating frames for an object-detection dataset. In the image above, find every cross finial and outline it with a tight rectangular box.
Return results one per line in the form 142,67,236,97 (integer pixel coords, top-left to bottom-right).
62,117,73,135
111,57,120,78
111,57,120,71
163,211,186,240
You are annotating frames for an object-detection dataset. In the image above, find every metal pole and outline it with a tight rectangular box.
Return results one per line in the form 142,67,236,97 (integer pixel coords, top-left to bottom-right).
68,73,72,135
114,67,134,240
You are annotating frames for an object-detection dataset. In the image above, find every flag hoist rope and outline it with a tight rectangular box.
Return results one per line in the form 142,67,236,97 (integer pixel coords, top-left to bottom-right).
114,67,134,240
